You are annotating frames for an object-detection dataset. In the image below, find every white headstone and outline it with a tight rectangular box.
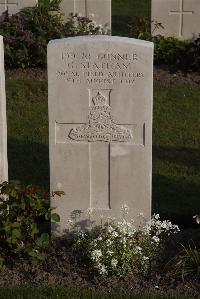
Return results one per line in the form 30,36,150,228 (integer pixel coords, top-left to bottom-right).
0,0,38,16
60,0,111,32
0,36,8,183
48,36,153,233
152,0,200,39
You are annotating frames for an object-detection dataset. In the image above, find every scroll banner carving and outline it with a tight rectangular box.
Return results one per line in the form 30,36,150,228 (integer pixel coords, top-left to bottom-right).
69,92,132,142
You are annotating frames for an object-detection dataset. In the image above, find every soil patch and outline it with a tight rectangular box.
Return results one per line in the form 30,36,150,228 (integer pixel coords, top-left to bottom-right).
0,236,199,297
154,65,200,87
5,67,200,86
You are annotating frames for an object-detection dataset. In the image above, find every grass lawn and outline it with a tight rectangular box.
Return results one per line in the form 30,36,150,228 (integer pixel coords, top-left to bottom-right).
112,0,151,36
0,287,196,299
6,79,200,227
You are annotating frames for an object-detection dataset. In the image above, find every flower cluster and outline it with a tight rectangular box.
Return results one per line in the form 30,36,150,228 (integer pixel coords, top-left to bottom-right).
76,213,179,277
65,14,110,36
0,7,108,69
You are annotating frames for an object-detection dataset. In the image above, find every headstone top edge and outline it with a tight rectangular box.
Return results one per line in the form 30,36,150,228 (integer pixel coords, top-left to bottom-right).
48,35,154,49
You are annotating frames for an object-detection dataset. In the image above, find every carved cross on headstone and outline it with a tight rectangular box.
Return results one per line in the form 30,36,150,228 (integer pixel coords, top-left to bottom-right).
56,89,144,211
0,0,17,10
169,0,193,37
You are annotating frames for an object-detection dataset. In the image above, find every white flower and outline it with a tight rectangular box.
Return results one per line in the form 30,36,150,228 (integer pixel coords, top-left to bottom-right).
91,249,102,261
121,204,129,214
154,214,160,220
135,246,142,252
106,239,112,246
143,256,149,261
86,207,94,216
120,237,127,245
99,264,107,275
111,258,118,268
193,215,200,224
111,231,119,238
107,225,114,234
152,236,160,243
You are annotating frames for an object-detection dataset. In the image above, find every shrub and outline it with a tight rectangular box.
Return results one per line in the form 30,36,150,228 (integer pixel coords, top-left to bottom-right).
0,181,61,266
152,35,188,65
0,0,107,69
179,35,200,71
128,17,189,66
75,214,179,277
128,17,164,40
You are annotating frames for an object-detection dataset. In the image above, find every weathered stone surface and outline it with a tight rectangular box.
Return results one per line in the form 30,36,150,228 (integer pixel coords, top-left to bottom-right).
0,0,38,16
0,36,8,183
60,0,111,31
152,0,200,39
48,36,153,233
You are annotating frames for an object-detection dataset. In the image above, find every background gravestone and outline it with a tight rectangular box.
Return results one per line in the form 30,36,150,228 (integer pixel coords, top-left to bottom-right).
60,0,111,32
0,36,8,183
0,0,38,16
48,36,153,233
152,0,200,39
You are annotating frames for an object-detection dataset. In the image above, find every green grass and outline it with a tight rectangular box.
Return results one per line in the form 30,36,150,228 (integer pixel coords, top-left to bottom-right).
153,84,200,226
0,287,196,299
112,0,151,36
6,80,200,227
6,80,49,188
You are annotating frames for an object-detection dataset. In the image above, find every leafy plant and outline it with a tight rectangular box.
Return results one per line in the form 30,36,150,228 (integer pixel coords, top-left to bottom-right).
152,35,188,65
169,242,200,280
179,35,200,71
128,17,163,40
75,214,179,277
0,181,61,266
65,13,109,37
0,0,106,69
128,17,188,65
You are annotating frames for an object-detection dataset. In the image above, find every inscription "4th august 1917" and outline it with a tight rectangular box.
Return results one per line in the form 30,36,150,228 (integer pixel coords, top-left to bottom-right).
56,51,145,85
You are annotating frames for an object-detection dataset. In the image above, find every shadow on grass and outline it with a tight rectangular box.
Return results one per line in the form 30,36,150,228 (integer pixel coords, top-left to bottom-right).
152,146,200,227
7,139,199,228
153,146,200,171
7,138,49,189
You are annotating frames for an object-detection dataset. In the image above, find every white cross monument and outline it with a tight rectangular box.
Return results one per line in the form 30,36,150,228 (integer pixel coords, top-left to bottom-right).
169,0,193,37
152,0,200,39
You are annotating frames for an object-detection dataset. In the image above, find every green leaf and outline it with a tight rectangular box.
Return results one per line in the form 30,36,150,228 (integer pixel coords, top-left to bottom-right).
12,222,21,228
30,223,39,237
12,228,22,238
29,251,46,266
45,212,51,221
51,213,60,222
35,233,50,248
10,190,17,198
31,257,40,267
